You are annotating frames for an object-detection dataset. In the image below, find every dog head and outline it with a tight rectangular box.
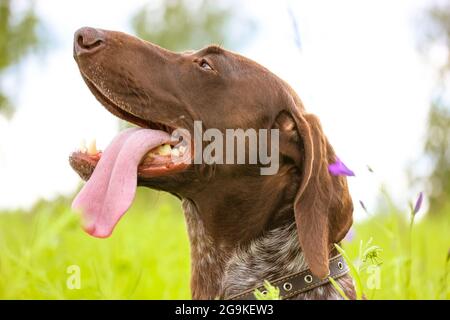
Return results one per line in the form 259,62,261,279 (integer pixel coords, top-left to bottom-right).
70,27,353,277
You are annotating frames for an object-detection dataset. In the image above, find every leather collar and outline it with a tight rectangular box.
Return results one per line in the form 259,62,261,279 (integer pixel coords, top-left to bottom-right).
226,254,349,300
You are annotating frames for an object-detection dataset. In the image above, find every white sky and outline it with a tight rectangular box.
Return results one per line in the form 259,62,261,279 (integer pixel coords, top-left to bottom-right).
0,0,439,220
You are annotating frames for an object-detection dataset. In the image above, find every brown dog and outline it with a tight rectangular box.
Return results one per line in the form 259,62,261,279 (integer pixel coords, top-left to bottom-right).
70,27,355,300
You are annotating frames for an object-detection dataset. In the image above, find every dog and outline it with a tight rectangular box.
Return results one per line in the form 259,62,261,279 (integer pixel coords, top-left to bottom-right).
69,27,355,300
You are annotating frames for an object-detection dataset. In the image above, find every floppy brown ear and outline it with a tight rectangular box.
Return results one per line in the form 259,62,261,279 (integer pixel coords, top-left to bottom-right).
286,109,353,279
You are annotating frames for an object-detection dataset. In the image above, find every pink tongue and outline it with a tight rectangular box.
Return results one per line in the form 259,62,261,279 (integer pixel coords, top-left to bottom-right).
72,128,171,238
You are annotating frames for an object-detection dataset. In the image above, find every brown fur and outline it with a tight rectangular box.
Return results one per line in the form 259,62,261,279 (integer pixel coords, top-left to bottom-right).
71,27,355,299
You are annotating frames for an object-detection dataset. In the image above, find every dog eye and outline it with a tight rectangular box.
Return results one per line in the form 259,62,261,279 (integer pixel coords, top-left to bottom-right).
200,60,212,70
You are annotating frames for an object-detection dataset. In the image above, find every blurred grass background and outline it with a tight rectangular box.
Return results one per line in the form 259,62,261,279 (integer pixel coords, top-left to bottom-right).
0,189,448,299
0,190,191,299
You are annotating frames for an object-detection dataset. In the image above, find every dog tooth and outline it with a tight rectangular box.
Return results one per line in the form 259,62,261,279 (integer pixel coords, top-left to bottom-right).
79,139,87,153
155,144,171,156
171,148,180,157
87,139,98,155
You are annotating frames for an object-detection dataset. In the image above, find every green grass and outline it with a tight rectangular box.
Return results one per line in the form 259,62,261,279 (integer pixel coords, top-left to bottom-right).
0,189,190,299
342,209,450,300
0,189,448,299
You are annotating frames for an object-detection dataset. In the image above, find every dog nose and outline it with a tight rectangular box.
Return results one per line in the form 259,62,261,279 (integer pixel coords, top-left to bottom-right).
74,27,105,56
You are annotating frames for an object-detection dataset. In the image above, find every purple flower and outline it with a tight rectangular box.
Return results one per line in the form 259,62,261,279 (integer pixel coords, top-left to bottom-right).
413,192,423,215
344,228,355,242
328,157,355,177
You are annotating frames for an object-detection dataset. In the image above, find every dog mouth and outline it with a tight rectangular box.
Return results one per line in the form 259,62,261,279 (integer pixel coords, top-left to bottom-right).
70,75,191,179
69,74,191,238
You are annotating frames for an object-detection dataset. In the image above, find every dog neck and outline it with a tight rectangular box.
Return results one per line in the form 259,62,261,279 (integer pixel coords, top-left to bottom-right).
183,200,316,299
182,199,351,300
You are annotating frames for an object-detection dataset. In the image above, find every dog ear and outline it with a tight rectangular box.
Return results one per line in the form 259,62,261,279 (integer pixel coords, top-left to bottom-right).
277,102,353,279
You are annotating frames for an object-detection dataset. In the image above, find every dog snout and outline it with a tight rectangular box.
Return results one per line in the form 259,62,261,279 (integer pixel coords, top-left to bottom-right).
74,27,105,56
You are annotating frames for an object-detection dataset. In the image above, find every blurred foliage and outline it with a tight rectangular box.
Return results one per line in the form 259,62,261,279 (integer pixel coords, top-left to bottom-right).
131,0,253,52
0,0,43,118
0,189,448,299
414,1,450,215
424,101,450,213
420,1,450,74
